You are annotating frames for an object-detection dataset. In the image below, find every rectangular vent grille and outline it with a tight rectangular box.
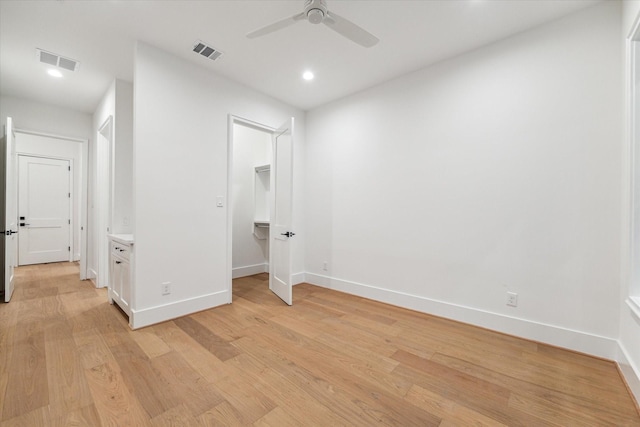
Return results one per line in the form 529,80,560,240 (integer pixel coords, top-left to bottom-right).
36,48,80,72
193,40,222,61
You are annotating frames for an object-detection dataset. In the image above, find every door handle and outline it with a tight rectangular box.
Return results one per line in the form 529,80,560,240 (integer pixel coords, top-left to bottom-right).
5,230,17,235
19,223,30,227
280,231,296,238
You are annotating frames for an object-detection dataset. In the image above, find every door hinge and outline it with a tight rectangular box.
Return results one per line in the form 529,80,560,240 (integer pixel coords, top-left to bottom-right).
68,192,71,198
68,166,70,171
68,246,70,252
68,219,70,225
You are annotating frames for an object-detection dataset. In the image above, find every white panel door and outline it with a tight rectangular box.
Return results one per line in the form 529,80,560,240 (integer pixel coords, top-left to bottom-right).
18,155,71,265
269,118,294,305
3,117,17,302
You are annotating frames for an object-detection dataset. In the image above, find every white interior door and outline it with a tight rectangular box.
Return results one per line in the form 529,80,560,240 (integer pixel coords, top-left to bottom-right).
3,117,17,302
18,155,71,265
269,118,294,305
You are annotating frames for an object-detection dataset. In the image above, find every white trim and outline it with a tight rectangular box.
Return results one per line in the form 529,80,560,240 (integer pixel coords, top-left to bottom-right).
305,272,618,360
14,128,87,144
292,271,305,285
130,290,228,329
232,263,268,279
88,267,97,280
618,339,640,405
627,297,640,321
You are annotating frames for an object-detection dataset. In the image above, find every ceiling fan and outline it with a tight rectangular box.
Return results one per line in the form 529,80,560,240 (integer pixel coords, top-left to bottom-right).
246,0,379,48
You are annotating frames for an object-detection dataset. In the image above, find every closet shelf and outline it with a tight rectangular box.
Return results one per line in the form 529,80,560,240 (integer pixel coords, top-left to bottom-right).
254,221,270,228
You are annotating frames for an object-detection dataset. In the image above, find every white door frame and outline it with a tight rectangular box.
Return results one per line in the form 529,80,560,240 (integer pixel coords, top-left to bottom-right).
14,129,89,279
17,154,73,265
97,117,113,288
226,115,277,303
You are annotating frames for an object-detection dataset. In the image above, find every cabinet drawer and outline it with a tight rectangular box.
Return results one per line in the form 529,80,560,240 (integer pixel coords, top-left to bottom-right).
111,241,130,261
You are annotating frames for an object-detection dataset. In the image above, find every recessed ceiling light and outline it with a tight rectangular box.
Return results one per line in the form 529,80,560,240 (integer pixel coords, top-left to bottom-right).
302,71,314,81
47,69,63,78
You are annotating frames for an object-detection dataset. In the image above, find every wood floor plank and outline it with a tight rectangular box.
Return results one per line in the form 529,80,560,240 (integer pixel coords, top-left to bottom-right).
44,316,94,420
0,297,19,417
247,327,442,426
1,406,51,427
174,316,241,361
130,328,172,359
49,403,102,427
226,352,352,426
73,327,117,370
1,263,638,425
197,401,246,427
1,319,48,421
211,374,277,425
151,322,231,384
404,383,509,427
150,350,225,417
431,351,640,423
84,360,151,427
150,403,201,427
253,407,302,427
108,336,177,418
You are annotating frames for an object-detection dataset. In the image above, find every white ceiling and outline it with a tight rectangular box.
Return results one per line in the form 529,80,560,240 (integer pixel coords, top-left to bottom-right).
0,0,602,114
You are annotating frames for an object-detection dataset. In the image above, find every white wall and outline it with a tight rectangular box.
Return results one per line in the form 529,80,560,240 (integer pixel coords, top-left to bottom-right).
232,123,271,278
15,132,83,261
305,1,623,358
113,80,134,235
132,42,305,327
0,95,92,140
619,0,640,406
91,79,134,283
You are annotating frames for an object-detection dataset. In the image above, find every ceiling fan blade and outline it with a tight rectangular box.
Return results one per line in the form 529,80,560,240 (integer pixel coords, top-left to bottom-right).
324,11,379,48
247,12,306,39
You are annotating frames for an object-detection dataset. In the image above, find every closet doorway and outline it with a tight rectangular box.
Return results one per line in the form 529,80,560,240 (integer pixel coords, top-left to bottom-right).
227,116,295,305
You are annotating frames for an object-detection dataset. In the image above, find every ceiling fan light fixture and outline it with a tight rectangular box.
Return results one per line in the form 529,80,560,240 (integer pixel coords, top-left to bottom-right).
246,0,378,48
307,9,324,24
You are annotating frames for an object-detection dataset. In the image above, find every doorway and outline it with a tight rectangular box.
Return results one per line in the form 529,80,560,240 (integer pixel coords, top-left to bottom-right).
12,129,88,277
227,115,295,305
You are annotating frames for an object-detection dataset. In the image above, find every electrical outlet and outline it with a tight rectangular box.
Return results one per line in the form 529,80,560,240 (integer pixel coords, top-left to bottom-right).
507,292,518,307
161,281,171,295
323,261,328,271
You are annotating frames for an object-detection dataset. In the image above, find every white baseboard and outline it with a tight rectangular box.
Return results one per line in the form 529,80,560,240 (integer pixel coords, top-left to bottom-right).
293,271,305,285
130,290,229,330
88,268,97,280
618,340,640,406
232,263,268,279
305,273,618,360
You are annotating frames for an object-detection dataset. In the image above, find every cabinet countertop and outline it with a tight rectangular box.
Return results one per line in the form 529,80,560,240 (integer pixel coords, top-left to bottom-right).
108,234,134,245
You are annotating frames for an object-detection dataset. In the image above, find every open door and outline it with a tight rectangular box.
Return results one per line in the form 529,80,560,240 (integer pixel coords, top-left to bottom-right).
2,117,17,302
269,118,294,305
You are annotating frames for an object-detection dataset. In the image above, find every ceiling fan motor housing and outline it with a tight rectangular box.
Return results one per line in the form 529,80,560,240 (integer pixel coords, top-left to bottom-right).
305,0,328,24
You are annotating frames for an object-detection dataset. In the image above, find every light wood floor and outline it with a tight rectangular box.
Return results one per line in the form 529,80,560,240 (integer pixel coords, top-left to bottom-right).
0,262,638,426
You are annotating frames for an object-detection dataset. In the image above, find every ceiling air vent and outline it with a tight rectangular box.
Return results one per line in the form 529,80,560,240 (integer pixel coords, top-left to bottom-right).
36,48,80,72
193,40,223,61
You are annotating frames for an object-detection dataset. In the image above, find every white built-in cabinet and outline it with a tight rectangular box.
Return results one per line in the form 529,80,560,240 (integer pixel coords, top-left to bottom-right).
108,234,133,320
253,164,270,240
